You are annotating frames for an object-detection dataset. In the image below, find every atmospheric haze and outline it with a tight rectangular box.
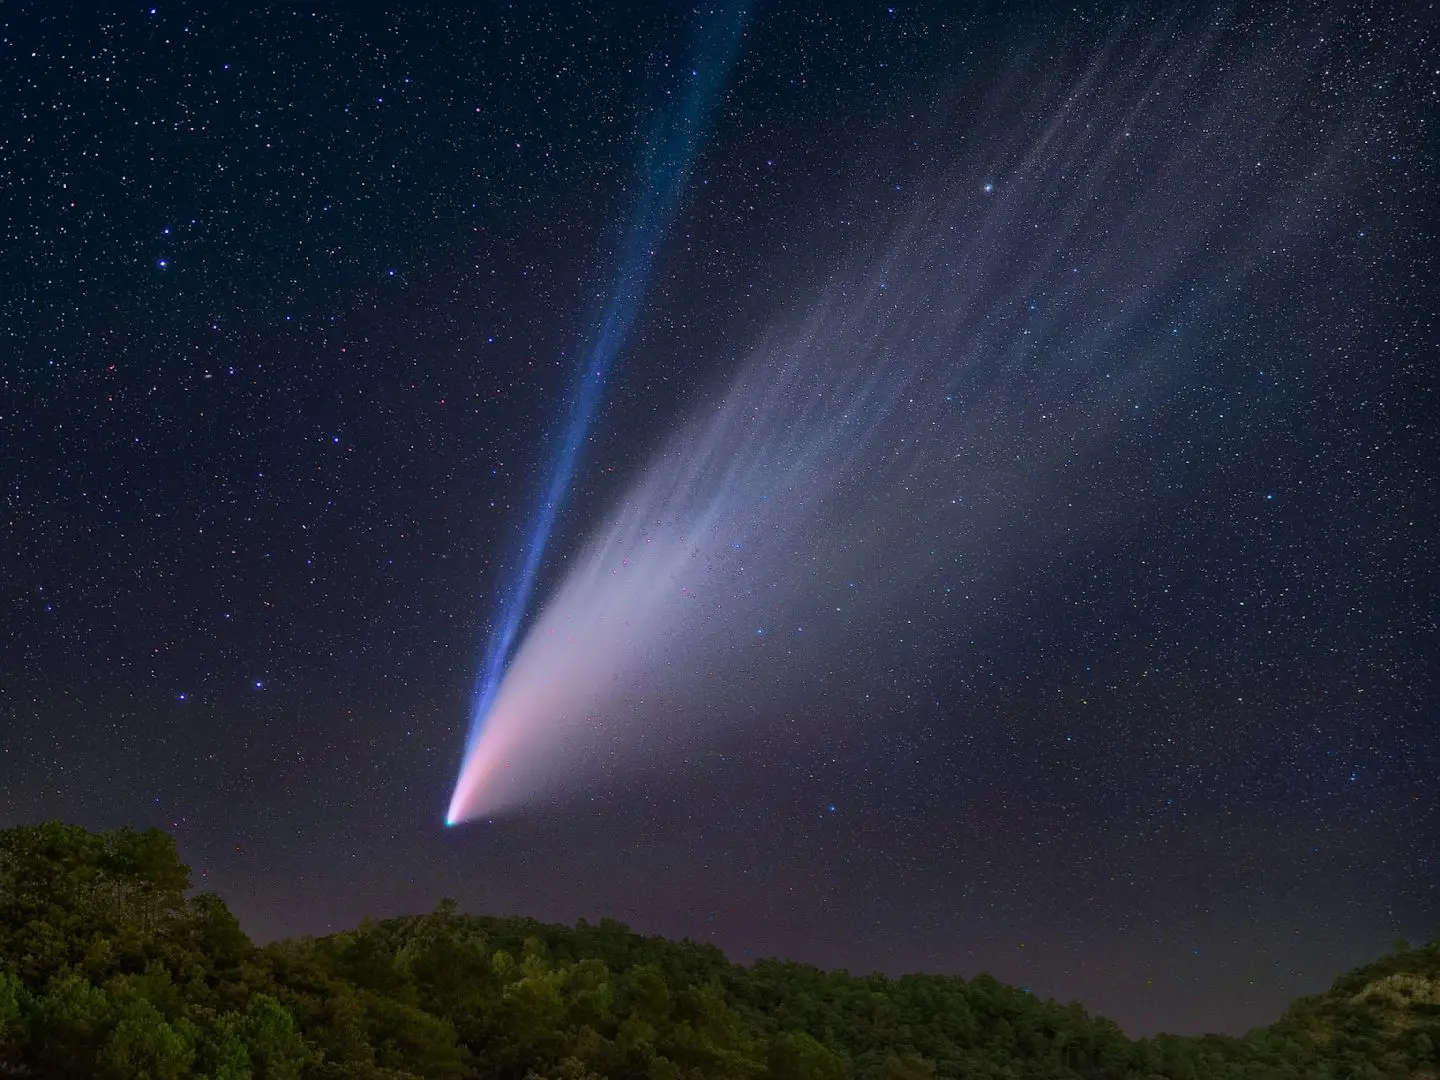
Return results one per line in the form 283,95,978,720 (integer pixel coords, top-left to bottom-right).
448,20,1372,824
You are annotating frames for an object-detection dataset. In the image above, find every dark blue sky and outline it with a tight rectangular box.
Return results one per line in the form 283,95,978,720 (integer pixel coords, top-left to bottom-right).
2,0,1434,1037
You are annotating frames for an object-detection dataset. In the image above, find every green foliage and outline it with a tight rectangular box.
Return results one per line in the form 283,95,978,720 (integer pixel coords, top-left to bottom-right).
769,1030,848,1080
0,969,27,1070
0,820,199,986
99,997,197,1079
1,821,1435,1079
196,1010,257,1080
240,992,319,1079
27,969,116,1077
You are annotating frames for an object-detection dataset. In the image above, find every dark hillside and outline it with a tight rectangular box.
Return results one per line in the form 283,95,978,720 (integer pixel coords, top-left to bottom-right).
1,823,1434,1079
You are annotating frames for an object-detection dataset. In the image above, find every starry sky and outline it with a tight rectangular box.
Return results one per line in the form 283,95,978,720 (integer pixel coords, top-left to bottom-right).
2,0,1436,1039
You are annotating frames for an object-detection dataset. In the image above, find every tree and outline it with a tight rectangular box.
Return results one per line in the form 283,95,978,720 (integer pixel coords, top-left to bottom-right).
98,997,197,1079
0,969,26,1071
0,822,194,984
26,970,116,1078
194,1011,255,1080
238,993,316,1080
768,1031,848,1080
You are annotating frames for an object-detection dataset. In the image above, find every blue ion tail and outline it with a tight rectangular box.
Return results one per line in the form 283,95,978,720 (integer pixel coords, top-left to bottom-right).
446,2,751,827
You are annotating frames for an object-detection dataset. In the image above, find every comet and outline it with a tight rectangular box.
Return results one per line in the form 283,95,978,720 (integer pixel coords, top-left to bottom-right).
447,4,750,825
446,16,1369,824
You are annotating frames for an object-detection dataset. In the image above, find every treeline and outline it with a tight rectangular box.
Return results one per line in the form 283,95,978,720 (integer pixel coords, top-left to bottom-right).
0,823,1434,1079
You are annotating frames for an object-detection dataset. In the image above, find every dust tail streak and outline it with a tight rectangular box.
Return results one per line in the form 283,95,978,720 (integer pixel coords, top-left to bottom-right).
443,16,1369,825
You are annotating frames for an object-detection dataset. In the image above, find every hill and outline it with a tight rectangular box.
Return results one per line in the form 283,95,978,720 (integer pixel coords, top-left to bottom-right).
0,821,1433,1079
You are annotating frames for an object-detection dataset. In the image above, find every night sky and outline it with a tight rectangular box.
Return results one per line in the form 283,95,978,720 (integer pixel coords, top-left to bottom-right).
3,0,1435,1039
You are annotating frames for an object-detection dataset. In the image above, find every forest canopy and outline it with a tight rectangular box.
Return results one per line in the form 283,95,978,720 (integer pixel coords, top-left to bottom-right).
0,822,1435,1079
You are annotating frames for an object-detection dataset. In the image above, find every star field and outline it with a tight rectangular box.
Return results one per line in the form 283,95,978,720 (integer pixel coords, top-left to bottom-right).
2,0,1436,1038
